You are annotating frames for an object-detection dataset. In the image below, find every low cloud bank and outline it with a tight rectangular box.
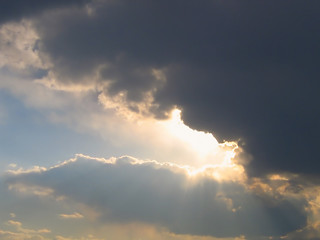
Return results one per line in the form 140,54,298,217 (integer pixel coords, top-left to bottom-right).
5,155,310,239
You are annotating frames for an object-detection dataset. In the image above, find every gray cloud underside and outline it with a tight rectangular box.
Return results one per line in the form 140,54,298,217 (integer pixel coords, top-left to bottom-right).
0,0,89,25
2,0,320,175
5,156,307,239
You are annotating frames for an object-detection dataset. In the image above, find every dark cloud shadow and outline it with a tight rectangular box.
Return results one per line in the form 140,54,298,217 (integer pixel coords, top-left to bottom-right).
0,0,89,25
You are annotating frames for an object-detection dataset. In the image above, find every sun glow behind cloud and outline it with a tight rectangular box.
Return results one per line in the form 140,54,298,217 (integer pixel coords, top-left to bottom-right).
0,16,310,240
0,19,243,181
165,109,220,158
158,108,243,180
96,82,243,176
0,2,320,239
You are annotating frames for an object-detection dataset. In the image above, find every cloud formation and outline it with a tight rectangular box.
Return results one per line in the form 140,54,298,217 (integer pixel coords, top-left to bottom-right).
1,0,318,176
1,1,320,239
0,0,89,25
59,212,83,219
5,155,312,239
0,219,51,240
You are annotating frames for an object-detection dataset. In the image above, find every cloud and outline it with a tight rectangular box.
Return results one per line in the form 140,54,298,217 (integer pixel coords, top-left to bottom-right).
0,230,46,240
54,236,103,240
7,220,22,227
59,212,84,219
6,220,50,234
1,2,320,238
0,20,43,71
5,155,310,239
0,219,51,240
1,0,316,176
2,0,320,176
0,0,89,25
0,24,239,170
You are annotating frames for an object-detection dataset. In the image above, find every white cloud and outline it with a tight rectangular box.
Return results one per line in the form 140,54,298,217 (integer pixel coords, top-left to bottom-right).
0,20,43,70
0,219,51,240
59,212,84,219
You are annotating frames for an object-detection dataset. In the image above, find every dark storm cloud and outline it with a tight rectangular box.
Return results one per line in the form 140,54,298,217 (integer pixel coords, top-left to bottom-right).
0,0,89,25
153,1,320,176
10,0,320,175
5,156,308,239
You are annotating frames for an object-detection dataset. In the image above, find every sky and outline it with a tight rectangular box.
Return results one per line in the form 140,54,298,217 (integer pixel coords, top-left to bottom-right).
0,0,320,239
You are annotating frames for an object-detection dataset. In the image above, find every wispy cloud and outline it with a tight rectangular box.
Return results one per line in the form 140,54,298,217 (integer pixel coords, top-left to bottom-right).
59,212,84,219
